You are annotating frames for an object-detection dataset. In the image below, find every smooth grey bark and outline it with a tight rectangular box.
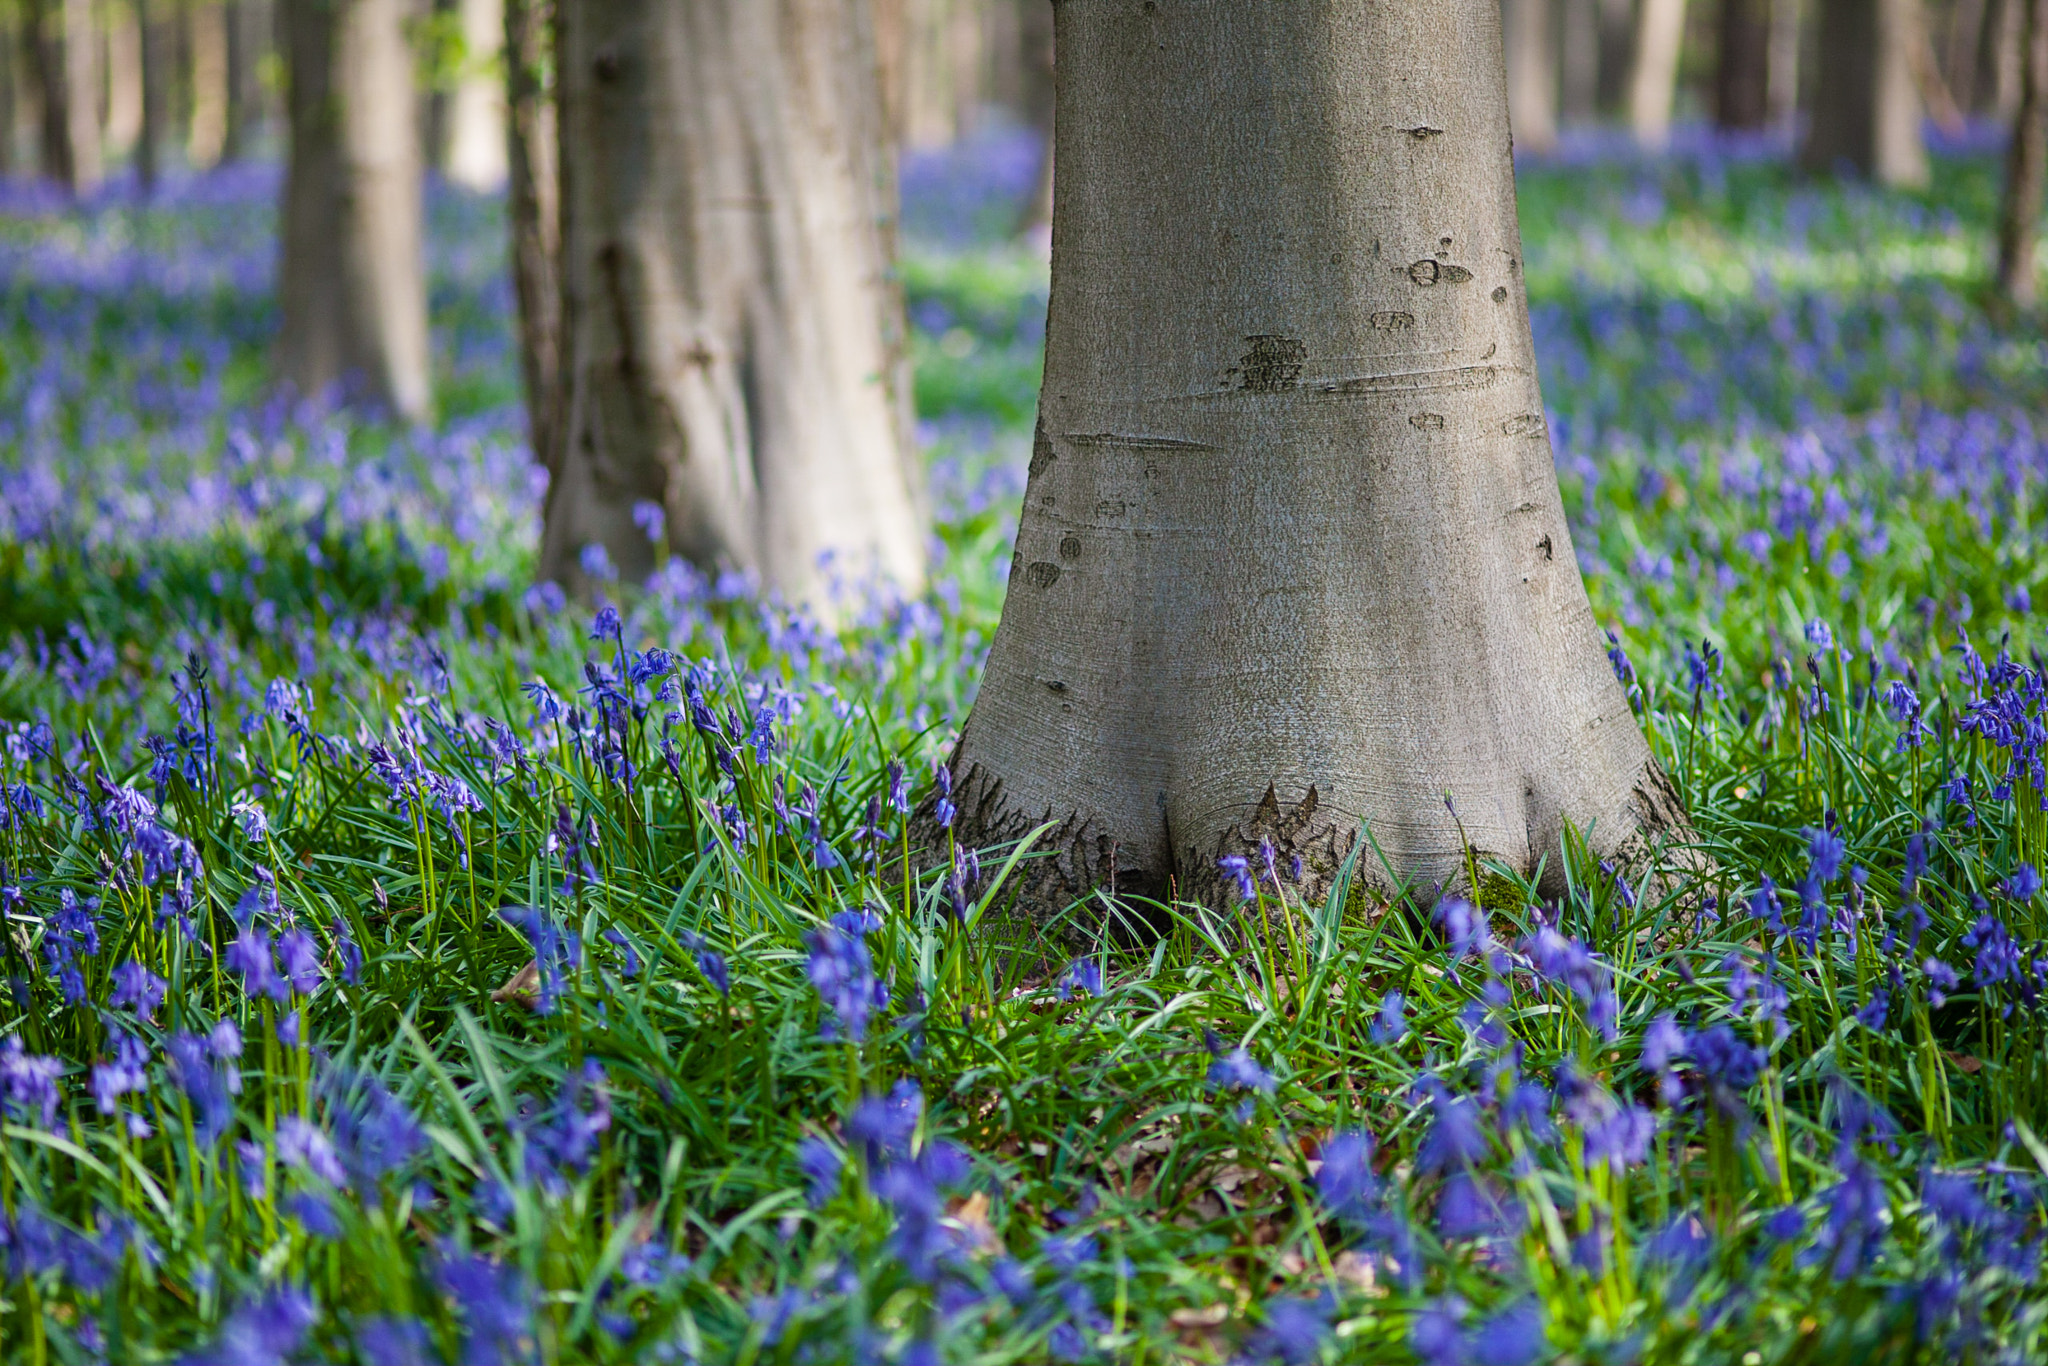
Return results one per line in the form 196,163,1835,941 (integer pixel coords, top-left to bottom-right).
543,0,926,605
940,0,1688,927
107,3,144,160
1559,0,1599,124
1629,0,1688,149
138,0,168,190
187,0,226,166
504,0,560,471
1998,0,2026,120
1014,0,1054,237
276,0,433,419
1503,0,1557,154
1802,0,1927,187
0,13,14,176
1999,0,2048,309
29,0,73,187
446,0,508,188
221,0,259,162
1767,0,1801,130
1717,0,1771,130
1595,0,1634,115
1948,0,1987,113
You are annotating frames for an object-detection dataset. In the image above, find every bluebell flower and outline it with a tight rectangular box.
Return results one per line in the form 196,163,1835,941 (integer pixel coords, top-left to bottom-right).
933,761,955,828
1436,1169,1515,1239
276,1116,347,1186
797,1137,843,1206
631,499,666,543
1923,957,1959,1007
1217,855,1255,902
109,960,167,1019
1315,1129,1378,1224
848,1079,924,1165
435,1252,536,1364
2005,863,2041,902
286,1191,341,1239
1805,1150,1887,1279
1605,630,1637,692
353,1317,435,1366
1206,1043,1277,1100
1805,826,1847,883
277,929,322,995
1,1034,62,1129
323,1067,425,1189
805,926,886,1042
225,924,289,1002
1370,990,1408,1044
179,1287,316,1366
1410,1297,1468,1366
1415,1085,1489,1174
1580,1102,1656,1173
1805,619,1834,652
1058,958,1104,1001
1468,1299,1546,1366
332,916,363,985
887,761,908,815
1245,1296,1332,1365
1854,990,1888,1031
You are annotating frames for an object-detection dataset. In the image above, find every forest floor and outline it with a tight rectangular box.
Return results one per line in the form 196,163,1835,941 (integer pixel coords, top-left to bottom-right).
3,131,2048,1362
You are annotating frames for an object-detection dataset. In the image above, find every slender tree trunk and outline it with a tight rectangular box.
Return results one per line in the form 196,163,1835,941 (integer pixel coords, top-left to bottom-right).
1015,0,1053,237
1802,0,1928,186
1630,0,1688,149
1999,0,2048,308
543,0,927,604
221,0,254,162
276,0,433,420
1997,0,2025,120
1503,0,1558,154
187,0,227,166
937,0,1687,927
1767,0,1801,131
54,0,102,192
0,11,15,176
1717,0,1770,129
1948,0,1987,113
107,2,144,163
446,0,507,188
1595,0,1634,115
30,0,76,188
504,0,560,469
1559,0,1600,124
138,0,167,191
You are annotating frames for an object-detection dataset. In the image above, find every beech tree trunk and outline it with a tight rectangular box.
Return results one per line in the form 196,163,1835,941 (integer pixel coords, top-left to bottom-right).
1802,0,1928,187
446,0,508,189
1717,0,1770,130
1629,0,1688,149
2000,0,2048,308
941,0,1687,926
504,0,561,469
187,0,226,166
1767,0,1801,130
1015,0,1054,237
1948,0,1986,114
542,0,926,604
276,0,433,420
1998,0,2026,120
221,0,257,162
1595,0,1634,115
138,0,168,190
1503,0,1557,154
1559,0,1599,124
0,14,15,176
107,3,144,162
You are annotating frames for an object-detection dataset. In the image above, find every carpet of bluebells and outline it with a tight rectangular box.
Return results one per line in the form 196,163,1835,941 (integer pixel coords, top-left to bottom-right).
7,126,2048,1363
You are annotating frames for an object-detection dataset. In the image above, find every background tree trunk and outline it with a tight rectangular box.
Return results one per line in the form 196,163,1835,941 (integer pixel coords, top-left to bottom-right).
940,0,1685,926
543,0,926,605
106,2,144,164
1503,0,1558,154
1802,0,1928,186
1946,0,1987,113
1630,0,1688,149
1767,0,1801,131
1559,0,1600,124
138,0,168,190
187,0,227,167
1999,0,2048,308
276,0,433,420
1717,0,1771,129
221,0,258,162
1595,0,1634,115
504,0,560,470
0,10,15,176
1015,0,1054,237
1996,0,2024,120
446,0,508,188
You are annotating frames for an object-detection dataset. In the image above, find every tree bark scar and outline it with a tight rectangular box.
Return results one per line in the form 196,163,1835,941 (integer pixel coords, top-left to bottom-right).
1313,364,1508,397
1029,419,1056,477
1063,431,1216,451
1233,336,1306,392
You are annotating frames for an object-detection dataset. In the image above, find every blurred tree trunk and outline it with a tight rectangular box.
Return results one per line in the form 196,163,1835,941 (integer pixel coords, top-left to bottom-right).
107,3,145,163
39,0,102,192
1717,0,1770,129
0,10,15,176
1947,0,1986,113
277,0,433,419
1016,0,1053,236
187,0,227,167
1802,0,1927,186
1629,0,1687,148
543,0,926,604
1767,0,1800,130
1503,0,1557,153
1595,0,1634,114
1559,0,1599,124
446,0,508,188
504,0,560,470
1997,0,2025,119
937,0,1687,925
138,0,168,190
221,0,258,162
1998,0,2048,308
424,0,455,176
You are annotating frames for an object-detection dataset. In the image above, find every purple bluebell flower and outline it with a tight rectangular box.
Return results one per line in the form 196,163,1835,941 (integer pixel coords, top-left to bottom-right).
1605,630,1637,691
1217,855,1255,903
1245,1297,1332,1365
1316,1129,1379,1224
165,1032,232,1145
1057,958,1103,1001
286,1191,341,1240
435,1252,536,1364
276,1116,347,1186
848,1080,923,1164
323,1068,425,1188
1923,957,1959,1007
109,960,168,1019
1415,1084,1489,1174
0,1034,62,1129
797,1137,843,1206
2005,863,2041,902
805,926,886,1042
225,924,290,1002
1207,1043,1277,1099
179,1287,316,1366
277,929,323,994
1469,1299,1546,1365
332,917,363,985
1370,990,1408,1044
932,762,956,828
